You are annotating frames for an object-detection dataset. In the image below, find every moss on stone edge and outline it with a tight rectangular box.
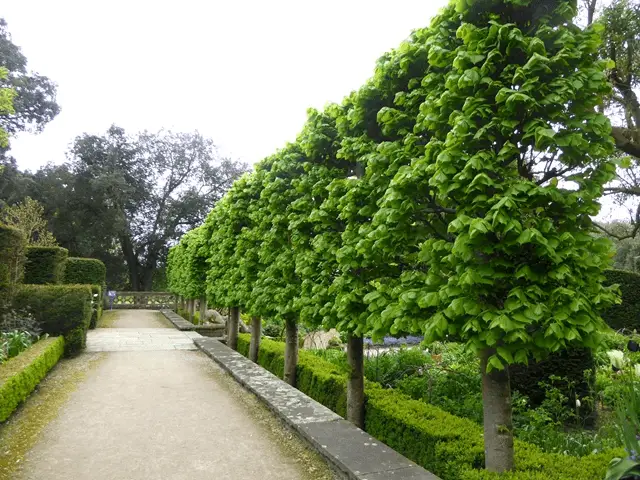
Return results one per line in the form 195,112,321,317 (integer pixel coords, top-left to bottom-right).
0,336,65,422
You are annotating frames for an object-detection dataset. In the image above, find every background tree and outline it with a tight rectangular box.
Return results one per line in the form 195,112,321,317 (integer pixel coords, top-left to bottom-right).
1,196,56,246
0,18,59,159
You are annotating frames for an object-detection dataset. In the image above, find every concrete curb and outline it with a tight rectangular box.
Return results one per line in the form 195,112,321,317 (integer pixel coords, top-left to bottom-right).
194,337,440,480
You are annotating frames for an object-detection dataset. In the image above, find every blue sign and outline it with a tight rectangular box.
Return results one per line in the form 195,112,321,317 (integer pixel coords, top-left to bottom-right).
107,290,116,310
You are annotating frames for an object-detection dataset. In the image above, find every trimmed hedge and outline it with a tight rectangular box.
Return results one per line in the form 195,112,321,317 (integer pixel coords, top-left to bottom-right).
0,336,65,422
236,334,621,480
23,246,68,285
13,285,92,356
510,348,595,422
0,223,26,294
62,257,106,286
602,269,640,331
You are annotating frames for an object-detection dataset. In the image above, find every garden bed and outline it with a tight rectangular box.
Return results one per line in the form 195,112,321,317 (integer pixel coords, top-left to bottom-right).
236,334,624,479
0,336,65,422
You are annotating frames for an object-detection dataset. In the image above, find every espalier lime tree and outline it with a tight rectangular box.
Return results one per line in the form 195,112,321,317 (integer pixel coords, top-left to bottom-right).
366,0,619,472
166,224,209,319
250,148,307,386
205,172,265,352
321,18,462,426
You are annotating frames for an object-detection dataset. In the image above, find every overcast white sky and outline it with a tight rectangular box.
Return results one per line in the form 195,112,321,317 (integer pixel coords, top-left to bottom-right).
3,0,449,171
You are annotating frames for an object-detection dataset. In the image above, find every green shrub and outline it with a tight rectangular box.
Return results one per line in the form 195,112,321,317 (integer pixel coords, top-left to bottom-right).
602,269,640,331
0,336,64,422
0,224,26,295
62,257,106,285
237,334,621,479
90,285,102,329
13,285,92,356
23,246,68,285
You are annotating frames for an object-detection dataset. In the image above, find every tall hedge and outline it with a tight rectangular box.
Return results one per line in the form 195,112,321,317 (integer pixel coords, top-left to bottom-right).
13,284,92,356
0,223,26,294
62,257,106,286
23,246,68,285
602,269,640,331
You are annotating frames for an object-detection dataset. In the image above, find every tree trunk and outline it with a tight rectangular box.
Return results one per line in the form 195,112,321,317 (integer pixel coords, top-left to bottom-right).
347,334,365,429
199,296,207,326
119,234,139,291
284,318,298,386
480,349,514,473
188,299,195,323
228,306,240,350
249,316,261,362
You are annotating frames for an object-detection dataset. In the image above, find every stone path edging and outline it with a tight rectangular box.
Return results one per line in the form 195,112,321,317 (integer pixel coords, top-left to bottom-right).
194,337,441,480
159,309,196,330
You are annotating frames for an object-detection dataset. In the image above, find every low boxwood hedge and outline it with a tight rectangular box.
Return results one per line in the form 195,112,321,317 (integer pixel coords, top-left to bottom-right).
62,257,106,285
13,285,92,356
23,246,68,285
0,336,65,422
236,334,622,479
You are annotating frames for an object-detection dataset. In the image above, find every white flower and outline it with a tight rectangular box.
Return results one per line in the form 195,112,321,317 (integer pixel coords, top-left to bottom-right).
607,350,626,370
575,399,581,408
634,364,640,377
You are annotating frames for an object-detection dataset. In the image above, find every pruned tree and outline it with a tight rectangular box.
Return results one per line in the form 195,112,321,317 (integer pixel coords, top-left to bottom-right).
1,196,57,246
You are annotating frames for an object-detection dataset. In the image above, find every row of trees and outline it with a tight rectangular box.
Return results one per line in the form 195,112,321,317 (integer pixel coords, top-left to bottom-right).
168,0,624,472
0,18,246,289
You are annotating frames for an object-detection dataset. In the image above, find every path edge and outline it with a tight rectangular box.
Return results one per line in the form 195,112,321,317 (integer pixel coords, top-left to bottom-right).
194,337,441,480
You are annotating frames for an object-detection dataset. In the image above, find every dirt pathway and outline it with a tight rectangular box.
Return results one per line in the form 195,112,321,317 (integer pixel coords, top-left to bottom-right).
0,310,335,480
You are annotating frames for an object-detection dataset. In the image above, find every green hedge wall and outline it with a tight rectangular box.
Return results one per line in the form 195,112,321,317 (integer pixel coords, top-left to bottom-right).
509,348,595,422
602,269,640,331
62,257,106,286
13,285,92,356
0,336,64,422
23,246,68,285
0,224,26,294
236,334,621,480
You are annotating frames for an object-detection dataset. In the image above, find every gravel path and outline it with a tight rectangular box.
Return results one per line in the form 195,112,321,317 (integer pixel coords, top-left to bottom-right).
102,309,174,328
3,310,335,480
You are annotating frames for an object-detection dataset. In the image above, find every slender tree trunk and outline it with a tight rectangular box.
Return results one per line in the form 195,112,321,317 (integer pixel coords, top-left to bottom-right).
249,316,261,362
199,296,207,326
284,318,298,387
173,295,178,313
347,334,365,428
228,306,240,350
480,349,514,473
188,299,195,323
119,234,139,291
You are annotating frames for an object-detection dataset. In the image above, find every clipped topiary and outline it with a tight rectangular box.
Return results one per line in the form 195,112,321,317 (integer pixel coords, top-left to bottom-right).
23,246,68,285
62,257,106,286
13,284,92,356
0,223,26,295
